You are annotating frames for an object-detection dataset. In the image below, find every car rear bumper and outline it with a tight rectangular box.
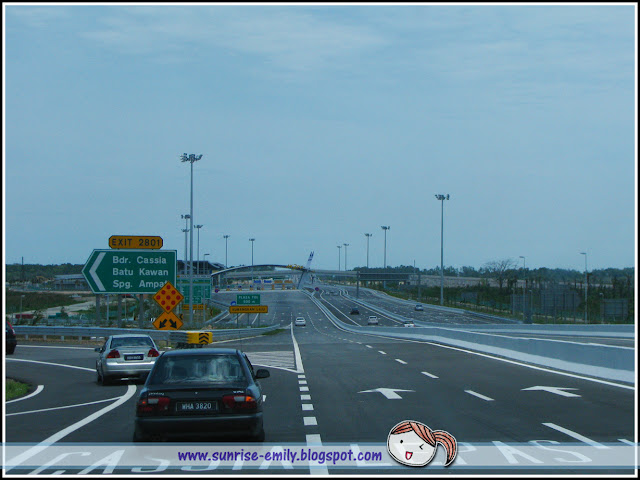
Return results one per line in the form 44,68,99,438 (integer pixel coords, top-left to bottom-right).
103,361,155,377
135,412,263,439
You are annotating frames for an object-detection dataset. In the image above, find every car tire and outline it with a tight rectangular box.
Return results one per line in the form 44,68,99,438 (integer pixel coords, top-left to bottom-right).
99,370,110,386
133,425,150,442
7,345,16,355
250,428,265,442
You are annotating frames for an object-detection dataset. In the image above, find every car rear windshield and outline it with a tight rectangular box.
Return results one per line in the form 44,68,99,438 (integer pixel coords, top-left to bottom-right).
148,354,247,385
110,336,154,349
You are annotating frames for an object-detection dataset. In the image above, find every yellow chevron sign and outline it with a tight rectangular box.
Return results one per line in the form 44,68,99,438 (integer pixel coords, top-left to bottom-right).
187,331,212,344
229,305,268,314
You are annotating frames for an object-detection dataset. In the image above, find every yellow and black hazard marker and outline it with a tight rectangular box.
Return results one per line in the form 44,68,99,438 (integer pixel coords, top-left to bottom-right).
170,330,212,349
188,331,212,345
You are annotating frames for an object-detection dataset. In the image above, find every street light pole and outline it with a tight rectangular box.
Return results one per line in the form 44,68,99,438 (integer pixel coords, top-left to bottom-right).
223,235,230,267
580,252,588,323
519,255,526,322
381,226,390,289
435,194,449,305
337,245,342,272
203,253,210,275
181,214,190,275
195,225,203,275
343,243,349,271
249,238,255,283
181,153,202,327
364,233,372,268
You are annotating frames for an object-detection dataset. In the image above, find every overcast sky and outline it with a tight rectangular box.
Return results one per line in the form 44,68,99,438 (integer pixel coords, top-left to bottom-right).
3,3,636,272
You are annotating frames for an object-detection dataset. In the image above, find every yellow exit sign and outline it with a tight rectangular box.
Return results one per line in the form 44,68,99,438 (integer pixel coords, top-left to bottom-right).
109,236,163,249
229,305,268,314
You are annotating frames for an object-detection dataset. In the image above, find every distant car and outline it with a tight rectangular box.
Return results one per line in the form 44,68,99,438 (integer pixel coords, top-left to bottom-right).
95,334,161,385
414,304,424,311
350,307,360,315
6,321,17,355
403,321,416,328
295,317,306,327
133,348,270,442
367,316,379,325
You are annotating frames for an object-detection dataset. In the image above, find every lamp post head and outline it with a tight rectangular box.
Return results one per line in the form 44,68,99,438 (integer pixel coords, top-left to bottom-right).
381,226,390,231
181,214,191,219
182,228,189,233
365,233,372,237
435,194,450,201
195,224,203,229
180,153,203,163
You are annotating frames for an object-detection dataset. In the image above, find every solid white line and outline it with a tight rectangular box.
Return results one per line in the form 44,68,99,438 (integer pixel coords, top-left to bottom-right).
465,390,494,401
17,345,96,350
6,385,44,404
422,371,439,379
5,385,137,472
6,358,94,372
395,359,407,365
7,396,121,416
543,422,610,449
290,324,305,374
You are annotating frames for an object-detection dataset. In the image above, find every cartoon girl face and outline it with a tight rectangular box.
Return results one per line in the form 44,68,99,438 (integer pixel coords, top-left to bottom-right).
387,420,457,468
388,429,437,466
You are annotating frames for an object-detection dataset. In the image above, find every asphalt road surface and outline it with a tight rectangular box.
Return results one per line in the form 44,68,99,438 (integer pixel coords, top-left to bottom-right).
5,288,635,475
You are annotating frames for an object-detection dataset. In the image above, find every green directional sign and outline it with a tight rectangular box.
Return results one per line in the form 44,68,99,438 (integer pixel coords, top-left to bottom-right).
237,293,260,305
177,277,211,305
82,250,177,294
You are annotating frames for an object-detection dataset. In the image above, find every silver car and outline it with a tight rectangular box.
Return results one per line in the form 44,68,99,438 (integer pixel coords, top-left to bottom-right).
95,334,161,385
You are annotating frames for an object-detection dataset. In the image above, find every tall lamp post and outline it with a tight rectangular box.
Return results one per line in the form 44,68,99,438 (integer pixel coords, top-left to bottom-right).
249,238,255,282
223,235,230,267
519,255,526,322
203,253,210,275
343,243,349,271
435,194,449,305
180,153,202,327
181,214,190,275
381,226,390,289
337,245,342,272
364,233,372,268
580,252,588,323
195,225,203,275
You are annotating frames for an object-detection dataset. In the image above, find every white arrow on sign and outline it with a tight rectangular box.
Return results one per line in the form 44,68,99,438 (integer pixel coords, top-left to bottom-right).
358,388,414,399
89,252,106,291
521,386,581,397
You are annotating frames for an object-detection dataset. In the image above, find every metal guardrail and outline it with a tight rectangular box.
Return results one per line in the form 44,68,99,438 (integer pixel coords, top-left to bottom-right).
12,324,282,343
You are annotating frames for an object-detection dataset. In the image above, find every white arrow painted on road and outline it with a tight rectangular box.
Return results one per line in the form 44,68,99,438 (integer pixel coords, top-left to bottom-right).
358,388,414,399
89,252,106,291
521,386,581,397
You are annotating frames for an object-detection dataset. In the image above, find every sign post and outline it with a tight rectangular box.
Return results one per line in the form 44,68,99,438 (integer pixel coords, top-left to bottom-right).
152,281,184,330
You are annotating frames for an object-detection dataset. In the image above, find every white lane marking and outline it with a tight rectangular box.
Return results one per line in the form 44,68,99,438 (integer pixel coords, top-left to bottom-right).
298,374,306,379
300,395,311,401
543,422,610,449
7,396,122,416
303,417,317,426
299,380,307,385
5,385,137,472
378,351,387,355
6,385,44,404
306,434,322,445
17,345,96,350
335,331,634,390
358,388,414,400
618,439,634,445
365,345,372,349
395,359,407,365
300,386,309,392
521,386,581,397
290,323,304,374
302,404,314,411
6,358,94,372
465,390,494,401
422,371,439,379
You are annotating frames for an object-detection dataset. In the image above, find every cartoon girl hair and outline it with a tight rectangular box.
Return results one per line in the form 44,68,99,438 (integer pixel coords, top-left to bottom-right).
389,421,457,467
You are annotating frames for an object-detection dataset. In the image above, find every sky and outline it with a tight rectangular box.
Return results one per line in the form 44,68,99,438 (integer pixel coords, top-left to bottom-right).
3,3,637,273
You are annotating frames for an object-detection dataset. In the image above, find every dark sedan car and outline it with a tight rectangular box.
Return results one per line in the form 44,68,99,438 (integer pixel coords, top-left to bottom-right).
6,321,17,355
133,348,270,442
350,307,360,315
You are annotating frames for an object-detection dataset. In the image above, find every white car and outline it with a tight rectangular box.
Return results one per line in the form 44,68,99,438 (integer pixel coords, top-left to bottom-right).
295,317,306,327
415,304,424,311
403,321,416,328
367,316,379,325
95,334,160,385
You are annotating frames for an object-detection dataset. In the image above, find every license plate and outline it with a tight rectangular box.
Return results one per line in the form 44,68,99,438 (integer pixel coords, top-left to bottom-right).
124,354,143,361
177,401,217,413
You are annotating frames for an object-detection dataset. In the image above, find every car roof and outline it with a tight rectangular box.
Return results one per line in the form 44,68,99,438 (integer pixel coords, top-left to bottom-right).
160,348,241,357
111,334,153,338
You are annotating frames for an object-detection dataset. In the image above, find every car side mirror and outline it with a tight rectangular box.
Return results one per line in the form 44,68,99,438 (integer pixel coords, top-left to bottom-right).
255,369,270,379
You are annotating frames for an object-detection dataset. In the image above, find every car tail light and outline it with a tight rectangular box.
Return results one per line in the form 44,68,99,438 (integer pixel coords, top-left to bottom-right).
106,349,120,359
136,395,170,415
147,348,160,357
222,394,258,411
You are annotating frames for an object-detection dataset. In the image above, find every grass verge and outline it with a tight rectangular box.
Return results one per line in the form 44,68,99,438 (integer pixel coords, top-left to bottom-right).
6,378,30,401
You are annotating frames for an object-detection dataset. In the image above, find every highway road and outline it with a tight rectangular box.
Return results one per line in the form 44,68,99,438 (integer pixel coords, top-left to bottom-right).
4,287,636,475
